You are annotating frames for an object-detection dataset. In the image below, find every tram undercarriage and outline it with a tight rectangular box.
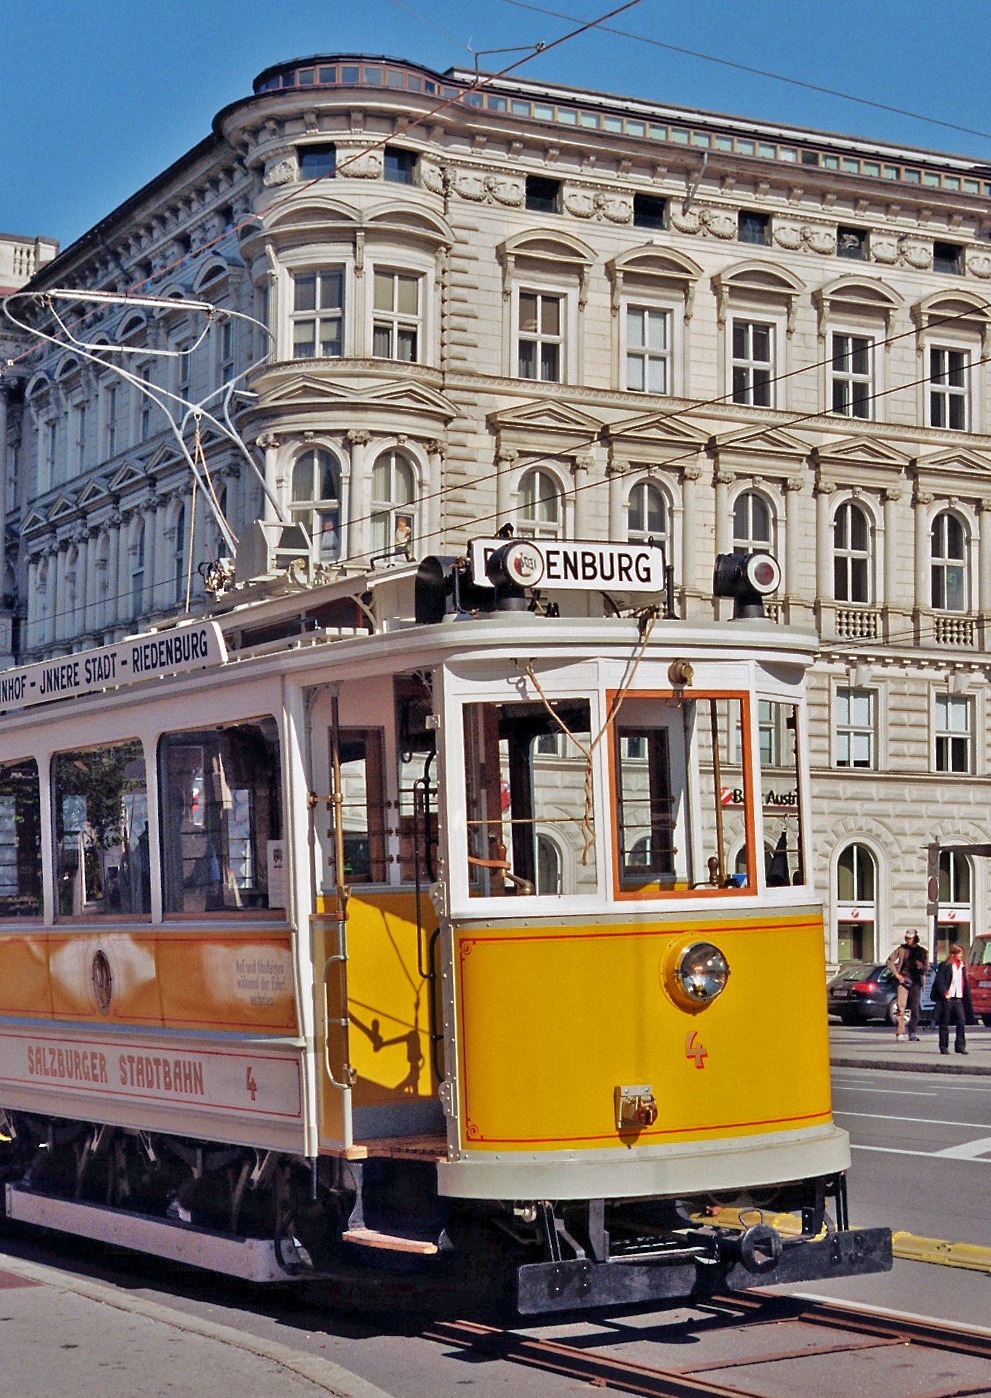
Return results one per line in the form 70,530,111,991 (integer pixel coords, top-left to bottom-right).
0,1113,891,1313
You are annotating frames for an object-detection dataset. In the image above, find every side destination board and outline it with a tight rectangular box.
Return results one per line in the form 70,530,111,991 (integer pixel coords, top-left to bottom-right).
0,621,227,715
469,537,666,592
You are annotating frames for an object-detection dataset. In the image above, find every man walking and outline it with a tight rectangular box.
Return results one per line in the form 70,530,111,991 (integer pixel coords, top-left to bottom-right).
932,942,973,1056
886,930,929,1042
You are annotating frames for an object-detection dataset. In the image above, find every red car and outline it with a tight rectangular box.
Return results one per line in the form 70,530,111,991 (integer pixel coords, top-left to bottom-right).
966,934,991,1027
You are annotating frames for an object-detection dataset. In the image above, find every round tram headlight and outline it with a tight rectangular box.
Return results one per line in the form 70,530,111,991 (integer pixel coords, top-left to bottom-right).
674,941,730,1006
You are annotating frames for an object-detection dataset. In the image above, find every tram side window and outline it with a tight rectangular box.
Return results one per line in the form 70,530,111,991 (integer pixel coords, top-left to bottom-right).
53,741,150,918
329,729,387,884
691,697,755,891
615,727,678,888
0,759,42,918
463,698,596,898
159,719,283,914
396,675,438,883
758,700,806,887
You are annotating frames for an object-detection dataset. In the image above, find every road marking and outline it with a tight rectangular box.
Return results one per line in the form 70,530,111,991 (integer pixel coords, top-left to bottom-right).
935,1136,991,1160
852,1143,991,1163
832,1085,939,1097
835,1110,991,1129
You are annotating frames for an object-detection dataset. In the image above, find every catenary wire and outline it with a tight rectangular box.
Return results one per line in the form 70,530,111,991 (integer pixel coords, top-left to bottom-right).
497,0,991,147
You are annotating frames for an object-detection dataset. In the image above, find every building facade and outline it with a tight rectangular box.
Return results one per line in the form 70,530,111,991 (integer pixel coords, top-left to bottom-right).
4,55,991,965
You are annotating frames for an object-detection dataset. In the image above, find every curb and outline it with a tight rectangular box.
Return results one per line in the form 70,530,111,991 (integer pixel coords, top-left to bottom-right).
830,1054,991,1076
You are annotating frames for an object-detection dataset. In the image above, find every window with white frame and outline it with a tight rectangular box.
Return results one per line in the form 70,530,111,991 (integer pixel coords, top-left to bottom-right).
104,383,118,459
935,693,972,773
518,291,563,382
291,270,345,359
176,342,193,398
371,449,416,557
517,467,564,539
929,347,969,430
931,510,968,611
131,520,146,619
731,320,773,406
290,448,342,562
836,842,876,962
732,490,773,554
173,502,187,606
219,319,236,382
72,402,87,473
137,366,153,442
835,687,876,769
627,479,668,550
44,419,57,486
372,270,421,362
625,306,671,394
831,333,872,418
833,500,872,603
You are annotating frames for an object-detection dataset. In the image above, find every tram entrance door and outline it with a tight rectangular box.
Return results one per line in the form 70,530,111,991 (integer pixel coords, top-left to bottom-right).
308,683,442,1153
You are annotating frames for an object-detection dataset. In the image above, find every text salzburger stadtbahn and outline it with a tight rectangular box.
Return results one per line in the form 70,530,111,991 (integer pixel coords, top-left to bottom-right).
0,622,226,713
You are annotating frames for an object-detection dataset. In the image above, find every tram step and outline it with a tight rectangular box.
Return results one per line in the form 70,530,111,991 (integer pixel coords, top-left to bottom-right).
342,1226,439,1255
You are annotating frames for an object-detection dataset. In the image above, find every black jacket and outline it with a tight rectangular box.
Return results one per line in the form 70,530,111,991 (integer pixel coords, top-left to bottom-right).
932,958,973,1018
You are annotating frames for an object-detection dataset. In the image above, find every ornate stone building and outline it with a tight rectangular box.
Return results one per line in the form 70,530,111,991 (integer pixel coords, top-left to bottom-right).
4,55,991,965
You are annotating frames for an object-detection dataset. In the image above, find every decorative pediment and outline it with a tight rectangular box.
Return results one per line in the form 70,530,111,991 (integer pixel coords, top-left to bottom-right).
257,371,458,420
497,229,595,303
812,436,911,469
604,410,709,461
711,260,805,334
911,289,991,351
21,510,50,535
916,446,991,477
109,459,150,492
607,245,703,317
712,424,810,466
48,493,78,522
364,201,453,246
77,477,112,507
813,276,902,334
264,197,361,236
487,398,603,435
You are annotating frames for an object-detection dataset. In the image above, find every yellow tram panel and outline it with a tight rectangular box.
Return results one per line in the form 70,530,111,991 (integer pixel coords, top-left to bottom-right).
454,912,829,1150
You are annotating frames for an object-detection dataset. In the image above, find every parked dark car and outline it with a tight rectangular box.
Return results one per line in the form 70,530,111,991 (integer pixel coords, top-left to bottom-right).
827,961,936,1027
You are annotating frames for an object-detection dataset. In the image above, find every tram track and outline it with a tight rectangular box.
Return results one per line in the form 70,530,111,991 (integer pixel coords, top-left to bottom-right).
425,1293,991,1397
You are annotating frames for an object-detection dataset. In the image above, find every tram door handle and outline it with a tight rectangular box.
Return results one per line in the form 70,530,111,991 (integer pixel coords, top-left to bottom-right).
322,952,356,1090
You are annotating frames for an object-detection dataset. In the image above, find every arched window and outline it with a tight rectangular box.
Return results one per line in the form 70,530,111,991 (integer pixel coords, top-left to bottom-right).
131,521,146,619
290,448,342,562
517,467,564,540
937,850,973,955
732,490,773,554
173,502,187,605
371,450,416,557
536,834,563,896
833,501,872,603
835,842,877,962
931,511,967,611
627,479,668,552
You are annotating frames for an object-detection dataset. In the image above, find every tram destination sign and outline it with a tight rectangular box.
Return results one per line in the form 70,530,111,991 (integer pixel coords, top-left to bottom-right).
0,621,227,715
469,538,666,592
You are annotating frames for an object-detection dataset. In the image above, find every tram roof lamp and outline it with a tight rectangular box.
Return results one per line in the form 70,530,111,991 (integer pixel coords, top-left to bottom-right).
713,552,782,619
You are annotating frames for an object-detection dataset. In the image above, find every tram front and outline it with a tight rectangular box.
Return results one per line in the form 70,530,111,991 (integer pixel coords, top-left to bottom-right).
428,540,891,1311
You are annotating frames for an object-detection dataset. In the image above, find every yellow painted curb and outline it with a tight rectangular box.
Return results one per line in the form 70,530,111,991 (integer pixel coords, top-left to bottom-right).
695,1208,991,1273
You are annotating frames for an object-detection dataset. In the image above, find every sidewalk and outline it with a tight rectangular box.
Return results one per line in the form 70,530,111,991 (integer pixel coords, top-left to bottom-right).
830,1021,991,1074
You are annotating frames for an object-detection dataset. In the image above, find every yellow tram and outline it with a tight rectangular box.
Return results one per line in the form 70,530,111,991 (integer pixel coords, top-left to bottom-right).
0,537,889,1312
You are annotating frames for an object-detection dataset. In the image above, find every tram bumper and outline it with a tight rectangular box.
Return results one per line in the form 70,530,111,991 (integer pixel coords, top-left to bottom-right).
516,1224,893,1315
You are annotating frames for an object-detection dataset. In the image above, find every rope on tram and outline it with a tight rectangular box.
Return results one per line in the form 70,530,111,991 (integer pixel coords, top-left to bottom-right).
525,607,658,863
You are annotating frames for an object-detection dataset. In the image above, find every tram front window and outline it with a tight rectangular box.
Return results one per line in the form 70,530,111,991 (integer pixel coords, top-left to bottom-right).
53,740,150,918
0,759,42,918
463,699,595,898
159,719,283,914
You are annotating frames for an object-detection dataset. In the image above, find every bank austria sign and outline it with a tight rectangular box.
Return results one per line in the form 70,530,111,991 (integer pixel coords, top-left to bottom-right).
0,621,227,715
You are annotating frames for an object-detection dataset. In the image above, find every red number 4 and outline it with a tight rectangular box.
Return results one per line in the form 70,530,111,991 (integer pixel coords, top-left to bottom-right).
246,1066,258,1100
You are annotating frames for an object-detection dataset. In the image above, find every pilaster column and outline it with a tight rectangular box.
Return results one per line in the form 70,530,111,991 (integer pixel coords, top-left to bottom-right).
979,499,991,615
606,453,627,542
84,529,100,635
571,454,592,539
345,430,371,564
115,512,131,626
73,530,89,639
814,481,835,600
913,489,933,611
26,556,39,650
425,438,444,553
257,433,280,524
883,487,902,609
714,469,734,557
53,544,67,645
680,464,701,592
784,476,804,597
495,448,516,533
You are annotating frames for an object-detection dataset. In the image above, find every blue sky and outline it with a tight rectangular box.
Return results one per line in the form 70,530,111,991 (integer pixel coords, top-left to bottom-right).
5,0,990,250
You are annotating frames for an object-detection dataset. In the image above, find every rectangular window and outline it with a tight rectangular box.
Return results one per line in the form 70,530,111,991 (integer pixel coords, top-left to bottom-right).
518,291,563,382
0,759,41,918
45,421,57,479
463,697,596,898
299,142,336,179
138,366,152,442
220,319,236,381
53,740,150,918
615,726,676,886
292,270,345,358
384,146,417,184
933,241,964,275
105,385,118,458
74,402,87,471
760,700,806,888
738,211,771,245
930,347,969,430
626,306,670,394
835,687,876,769
372,270,421,362
732,320,774,406
633,193,667,230
831,333,873,418
935,694,971,773
329,729,387,884
159,719,284,915
525,175,561,213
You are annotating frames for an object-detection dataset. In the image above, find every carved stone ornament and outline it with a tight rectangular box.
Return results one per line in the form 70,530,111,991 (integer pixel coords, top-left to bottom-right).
261,158,296,188
670,204,736,240
340,151,383,179
419,160,444,195
452,170,524,206
562,189,631,223
874,236,933,270
968,252,991,280
773,223,836,256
